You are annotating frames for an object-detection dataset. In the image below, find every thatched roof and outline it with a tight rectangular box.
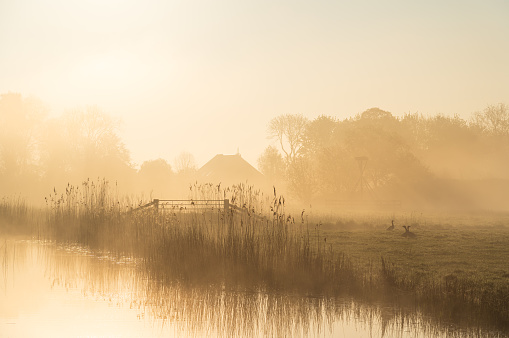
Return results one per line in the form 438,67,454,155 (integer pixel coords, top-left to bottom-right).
197,154,266,187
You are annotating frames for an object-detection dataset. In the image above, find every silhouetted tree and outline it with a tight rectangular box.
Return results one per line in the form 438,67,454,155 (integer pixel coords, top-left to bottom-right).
336,109,408,190
313,144,356,199
40,106,133,189
292,108,433,202
257,145,285,183
301,115,337,156
286,156,317,202
0,93,47,196
0,93,46,174
472,103,509,136
173,151,197,175
268,114,309,164
138,158,173,197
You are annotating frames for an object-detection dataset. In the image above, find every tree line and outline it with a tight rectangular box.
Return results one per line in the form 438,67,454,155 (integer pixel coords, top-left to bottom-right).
258,105,509,210
0,93,196,203
2,92,508,210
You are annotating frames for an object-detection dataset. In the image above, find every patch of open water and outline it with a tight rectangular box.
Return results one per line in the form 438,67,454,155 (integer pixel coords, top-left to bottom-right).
0,238,501,337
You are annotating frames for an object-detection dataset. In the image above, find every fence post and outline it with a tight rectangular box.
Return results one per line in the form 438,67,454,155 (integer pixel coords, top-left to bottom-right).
224,199,229,214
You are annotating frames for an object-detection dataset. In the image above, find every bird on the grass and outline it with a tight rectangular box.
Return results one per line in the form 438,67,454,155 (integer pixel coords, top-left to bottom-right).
386,220,395,231
402,225,416,238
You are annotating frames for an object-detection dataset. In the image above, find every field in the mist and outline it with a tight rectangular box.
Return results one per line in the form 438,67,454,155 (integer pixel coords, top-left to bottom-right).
303,212,509,332
319,220,509,289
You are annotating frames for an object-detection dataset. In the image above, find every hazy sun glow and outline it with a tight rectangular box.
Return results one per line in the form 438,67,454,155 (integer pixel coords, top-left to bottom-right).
1,1,507,167
2,3,509,336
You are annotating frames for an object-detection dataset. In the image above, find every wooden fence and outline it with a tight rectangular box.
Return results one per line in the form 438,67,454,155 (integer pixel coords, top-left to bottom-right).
131,198,269,222
132,199,229,213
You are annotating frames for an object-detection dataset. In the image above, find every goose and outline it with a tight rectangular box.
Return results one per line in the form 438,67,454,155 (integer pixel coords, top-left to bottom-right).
402,225,416,237
386,220,395,231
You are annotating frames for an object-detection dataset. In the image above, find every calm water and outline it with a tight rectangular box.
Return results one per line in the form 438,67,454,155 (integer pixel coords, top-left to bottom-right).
0,238,496,337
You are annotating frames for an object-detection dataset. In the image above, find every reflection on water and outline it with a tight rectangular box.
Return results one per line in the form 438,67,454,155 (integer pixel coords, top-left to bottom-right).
0,238,499,337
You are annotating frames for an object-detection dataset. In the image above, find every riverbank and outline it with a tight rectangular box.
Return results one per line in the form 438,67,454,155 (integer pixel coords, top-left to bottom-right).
1,181,508,335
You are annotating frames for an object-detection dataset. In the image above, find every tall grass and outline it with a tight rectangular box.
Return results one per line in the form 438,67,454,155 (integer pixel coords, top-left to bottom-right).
35,179,359,295
0,196,42,235
44,178,128,248
1,179,508,334
127,182,360,295
380,255,509,331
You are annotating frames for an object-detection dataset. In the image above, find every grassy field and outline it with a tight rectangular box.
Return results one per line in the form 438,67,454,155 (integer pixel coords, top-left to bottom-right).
319,223,509,285
298,211,509,332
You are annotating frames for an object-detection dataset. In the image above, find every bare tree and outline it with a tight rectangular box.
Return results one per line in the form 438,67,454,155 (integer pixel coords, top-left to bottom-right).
268,114,309,164
472,103,509,135
173,151,197,174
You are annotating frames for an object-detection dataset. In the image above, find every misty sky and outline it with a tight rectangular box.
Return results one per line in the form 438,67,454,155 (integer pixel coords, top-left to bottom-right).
1,0,508,168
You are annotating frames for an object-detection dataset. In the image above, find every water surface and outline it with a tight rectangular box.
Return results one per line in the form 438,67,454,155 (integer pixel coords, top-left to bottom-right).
0,238,495,337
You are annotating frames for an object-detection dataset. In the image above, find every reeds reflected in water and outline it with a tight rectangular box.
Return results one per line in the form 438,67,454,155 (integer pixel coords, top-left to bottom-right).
1,237,503,337
1,180,508,336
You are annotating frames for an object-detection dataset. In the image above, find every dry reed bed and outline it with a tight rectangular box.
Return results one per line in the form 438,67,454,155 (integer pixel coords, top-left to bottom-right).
1,179,508,334
30,180,359,295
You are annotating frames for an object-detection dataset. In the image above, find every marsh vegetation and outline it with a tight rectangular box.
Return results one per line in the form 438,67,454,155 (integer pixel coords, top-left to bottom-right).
2,0,509,334
0,237,468,337
1,180,508,336
2,93,509,336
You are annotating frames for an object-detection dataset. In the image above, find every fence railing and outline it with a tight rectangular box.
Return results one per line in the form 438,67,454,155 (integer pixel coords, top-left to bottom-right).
130,198,270,222
131,199,230,213
154,199,229,212
131,198,402,215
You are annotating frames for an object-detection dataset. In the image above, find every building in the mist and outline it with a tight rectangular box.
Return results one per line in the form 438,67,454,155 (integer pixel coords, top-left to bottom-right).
196,153,268,189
